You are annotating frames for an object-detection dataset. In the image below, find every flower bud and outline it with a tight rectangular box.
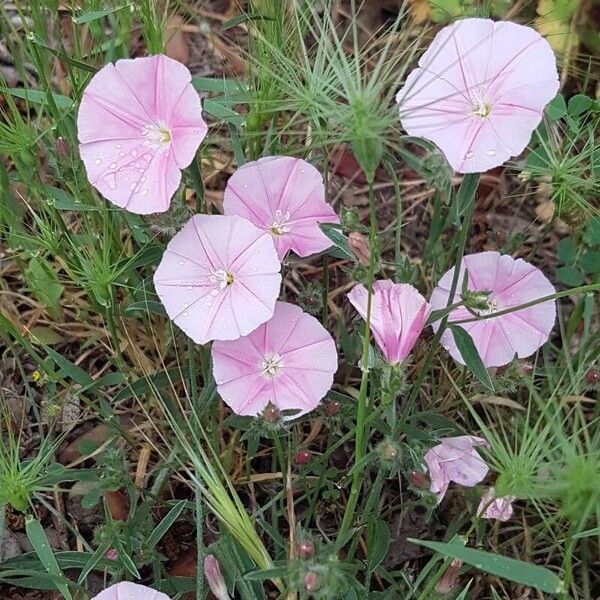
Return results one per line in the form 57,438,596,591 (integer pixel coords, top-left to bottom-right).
586,369,599,385
409,470,429,489
204,555,231,600
377,440,400,462
435,558,462,594
55,136,69,157
324,400,340,416
262,403,281,424
304,571,320,592
105,548,118,560
298,539,315,559
341,207,359,230
295,450,312,465
348,232,370,266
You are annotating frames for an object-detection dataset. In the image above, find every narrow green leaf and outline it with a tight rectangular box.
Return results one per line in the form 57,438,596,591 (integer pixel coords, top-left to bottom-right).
203,98,244,126
123,300,167,318
72,5,128,24
24,257,64,313
25,518,73,600
1,87,73,110
367,520,390,572
192,76,246,96
77,542,111,584
222,13,274,31
146,500,187,550
45,347,94,387
47,187,99,211
409,539,564,594
449,326,494,391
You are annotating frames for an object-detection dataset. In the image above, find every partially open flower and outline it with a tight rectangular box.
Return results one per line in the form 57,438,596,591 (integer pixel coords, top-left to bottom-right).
78,54,207,214
92,582,170,600
478,487,515,521
424,436,489,504
396,19,559,173
347,280,431,365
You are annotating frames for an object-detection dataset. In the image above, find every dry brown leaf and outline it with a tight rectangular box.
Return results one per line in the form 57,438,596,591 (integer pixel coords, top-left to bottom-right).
165,15,190,64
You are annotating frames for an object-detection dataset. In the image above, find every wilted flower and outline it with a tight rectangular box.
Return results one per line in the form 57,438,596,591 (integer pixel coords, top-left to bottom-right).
154,215,281,344
424,436,490,504
212,302,338,417
92,582,170,600
204,555,231,600
435,558,463,594
347,280,431,365
430,251,556,368
348,232,371,266
223,156,339,260
478,487,515,522
396,18,559,173
78,54,207,214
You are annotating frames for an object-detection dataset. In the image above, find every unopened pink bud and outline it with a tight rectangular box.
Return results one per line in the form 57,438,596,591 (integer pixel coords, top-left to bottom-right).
295,450,312,465
435,558,462,594
304,571,320,592
262,404,280,424
298,539,315,559
204,555,231,600
56,136,69,157
105,548,118,560
325,400,340,416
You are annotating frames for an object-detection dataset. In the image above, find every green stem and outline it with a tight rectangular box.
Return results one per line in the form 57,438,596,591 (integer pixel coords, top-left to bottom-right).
322,255,330,325
401,174,479,422
337,174,378,543
195,490,204,600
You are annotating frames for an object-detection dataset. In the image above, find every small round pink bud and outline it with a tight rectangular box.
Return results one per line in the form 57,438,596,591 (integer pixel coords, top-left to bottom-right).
304,571,320,592
586,369,599,385
298,539,315,559
295,450,312,465
262,404,280,424
105,548,118,560
410,470,429,489
55,136,69,157
325,400,340,416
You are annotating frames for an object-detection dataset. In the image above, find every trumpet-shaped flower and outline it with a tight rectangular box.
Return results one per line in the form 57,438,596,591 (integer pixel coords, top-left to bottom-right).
347,280,431,365
430,251,556,368
478,487,515,521
396,18,559,173
223,156,339,260
154,215,281,344
92,582,170,600
204,555,231,600
78,54,207,214
425,435,490,503
212,302,337,417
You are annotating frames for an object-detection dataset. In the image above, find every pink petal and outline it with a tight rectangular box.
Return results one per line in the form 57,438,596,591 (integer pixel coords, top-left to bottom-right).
154,215,281,345
77,55,207,214
223,156,339,260
212,302,337,417
92,582,170,600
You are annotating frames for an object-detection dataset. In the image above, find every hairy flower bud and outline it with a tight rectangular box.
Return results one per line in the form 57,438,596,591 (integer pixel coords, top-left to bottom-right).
324,400,341,416
304,571,320,592
298,539,315,559
55,136,69,157
295,450,312,465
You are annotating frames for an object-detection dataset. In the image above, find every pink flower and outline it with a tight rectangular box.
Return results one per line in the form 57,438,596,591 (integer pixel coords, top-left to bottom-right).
92,582,170,600
204,555,231,600
347,280,431,365
154,215,281,344
78,54,207,214
396,18,558,173
478,487,515,521
424,435,489,503
212,302,337,417
430,251,556,368
223,156,339,260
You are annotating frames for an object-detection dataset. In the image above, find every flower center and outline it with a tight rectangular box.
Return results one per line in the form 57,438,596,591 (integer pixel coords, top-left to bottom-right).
270,210,292,236
479,296,499,316
142,123,171,148
211,269,235,290
260,353,284,377
471,101,492,118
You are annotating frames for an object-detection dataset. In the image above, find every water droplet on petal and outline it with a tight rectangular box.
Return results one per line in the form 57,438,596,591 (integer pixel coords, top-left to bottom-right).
94,158,102,165
465,151,474,159
115,143,122,149
486,149,496,156
141,189,148,196
109,162,117,169
106,173,117,190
